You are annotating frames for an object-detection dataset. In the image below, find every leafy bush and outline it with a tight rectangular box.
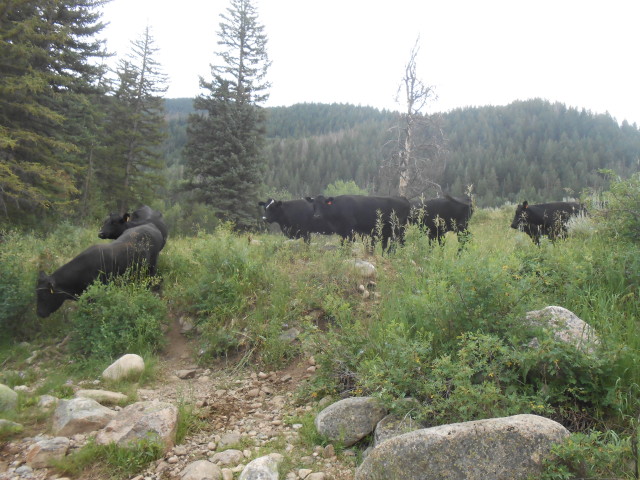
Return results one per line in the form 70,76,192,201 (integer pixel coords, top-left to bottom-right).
53,437,164,479
161,225,273,361
68,274,166,359
323,179,369,197
0,231,43,338
539,431,636,479
601,170,640,241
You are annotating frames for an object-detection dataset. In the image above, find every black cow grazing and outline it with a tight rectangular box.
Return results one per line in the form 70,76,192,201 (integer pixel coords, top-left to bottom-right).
99,205,168,249
511,201,586,244
410,194,474,244
306,195,410,251
36,224,164,318
258,198,333,243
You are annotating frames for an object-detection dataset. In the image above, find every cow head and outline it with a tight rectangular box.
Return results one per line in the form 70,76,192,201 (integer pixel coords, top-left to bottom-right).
98,212,130,239
258,199,283,223
510,201,529,230
306,195,334,219
36,271,68,318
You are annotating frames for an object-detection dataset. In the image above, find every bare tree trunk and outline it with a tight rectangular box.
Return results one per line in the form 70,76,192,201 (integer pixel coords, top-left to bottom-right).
385,37,446,200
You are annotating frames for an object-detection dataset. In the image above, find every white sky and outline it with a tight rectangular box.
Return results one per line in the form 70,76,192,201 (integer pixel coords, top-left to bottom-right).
101,0,640,125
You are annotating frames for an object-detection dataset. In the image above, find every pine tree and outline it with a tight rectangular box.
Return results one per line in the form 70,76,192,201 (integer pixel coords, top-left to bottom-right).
184,0,270,229
0,0,107,221
100,26,168,213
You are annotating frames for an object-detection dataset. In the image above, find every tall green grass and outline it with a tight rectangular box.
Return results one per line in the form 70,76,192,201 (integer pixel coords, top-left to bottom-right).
3,198,640,477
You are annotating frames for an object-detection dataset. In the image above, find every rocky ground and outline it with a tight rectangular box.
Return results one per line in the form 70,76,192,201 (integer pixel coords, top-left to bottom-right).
0,318,358,480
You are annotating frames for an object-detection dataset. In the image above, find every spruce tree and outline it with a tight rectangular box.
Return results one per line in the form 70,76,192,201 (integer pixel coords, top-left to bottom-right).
100,26,168,213
0,0,107,221
184,0,270,229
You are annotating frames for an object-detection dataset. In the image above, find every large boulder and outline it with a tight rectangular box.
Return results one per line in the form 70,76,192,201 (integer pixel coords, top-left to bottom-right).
315,397,387,447
95,400,178,450
0,384,18,412
355,414,569,480
52,397,116,436
102,354,145,381
526,306,600,354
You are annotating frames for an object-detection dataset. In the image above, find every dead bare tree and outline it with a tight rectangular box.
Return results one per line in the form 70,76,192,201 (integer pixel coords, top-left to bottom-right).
380,37,447,200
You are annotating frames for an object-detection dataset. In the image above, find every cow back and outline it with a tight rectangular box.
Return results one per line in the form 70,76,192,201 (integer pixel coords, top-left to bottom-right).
37,224,164,317
511,201,584,242
99,205,168,249
325,195,410,234
411,195,473,231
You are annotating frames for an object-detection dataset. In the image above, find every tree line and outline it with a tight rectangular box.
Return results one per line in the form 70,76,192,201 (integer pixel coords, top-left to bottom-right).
3,0,640,234
165,98,640,208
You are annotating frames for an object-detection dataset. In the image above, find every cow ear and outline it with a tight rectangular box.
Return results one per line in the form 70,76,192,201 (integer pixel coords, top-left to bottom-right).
275,201,282,207
38,271,54,292
523,201,528,209
305,197,313,203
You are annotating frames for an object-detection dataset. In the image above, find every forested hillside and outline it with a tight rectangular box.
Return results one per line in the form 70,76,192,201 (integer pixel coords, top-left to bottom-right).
165,98,640,206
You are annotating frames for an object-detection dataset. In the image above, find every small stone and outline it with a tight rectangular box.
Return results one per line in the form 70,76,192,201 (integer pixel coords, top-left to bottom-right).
323,444,335,458
222,468,234,480
298,468,313,478
167,455,179,464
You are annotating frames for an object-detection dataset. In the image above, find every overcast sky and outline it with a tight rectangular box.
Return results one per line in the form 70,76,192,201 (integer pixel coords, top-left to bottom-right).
101,0,640,125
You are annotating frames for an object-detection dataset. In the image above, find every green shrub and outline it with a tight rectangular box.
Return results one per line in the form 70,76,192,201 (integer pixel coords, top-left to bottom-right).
68,274,166,360
0,231,42,338
601,171,640,242
53,437,164,479
538,431,636,479
323,179,369,197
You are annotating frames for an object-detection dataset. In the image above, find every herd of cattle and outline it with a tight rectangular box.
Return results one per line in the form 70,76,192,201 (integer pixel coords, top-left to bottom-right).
35,196,586,318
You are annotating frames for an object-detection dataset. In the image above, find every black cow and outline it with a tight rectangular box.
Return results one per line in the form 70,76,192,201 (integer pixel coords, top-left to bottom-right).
258,198,333,243
99,205,168,249
511,201,585,244
36,224,164,318
306,195,410,251
410,194,474,244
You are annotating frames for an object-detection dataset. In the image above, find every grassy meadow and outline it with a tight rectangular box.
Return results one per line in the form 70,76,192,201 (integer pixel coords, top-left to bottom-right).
1,200,640,478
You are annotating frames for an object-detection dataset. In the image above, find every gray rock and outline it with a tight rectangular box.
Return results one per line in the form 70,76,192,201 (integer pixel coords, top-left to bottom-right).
526,306,600,354
307,474,327,480
347,259,376,278
76,389,127,405
52,397,116,436
279,327,301,343
210,449,244,466
218,432,242,448
25,436,70,468
0,383,18,412
95,400,178,450
315,396,387,447
239,453,283,480
102,353,145,381
180,459,222,480
38,394,59,409
374,414,424,445
175,369,198,379
355,414,569,480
